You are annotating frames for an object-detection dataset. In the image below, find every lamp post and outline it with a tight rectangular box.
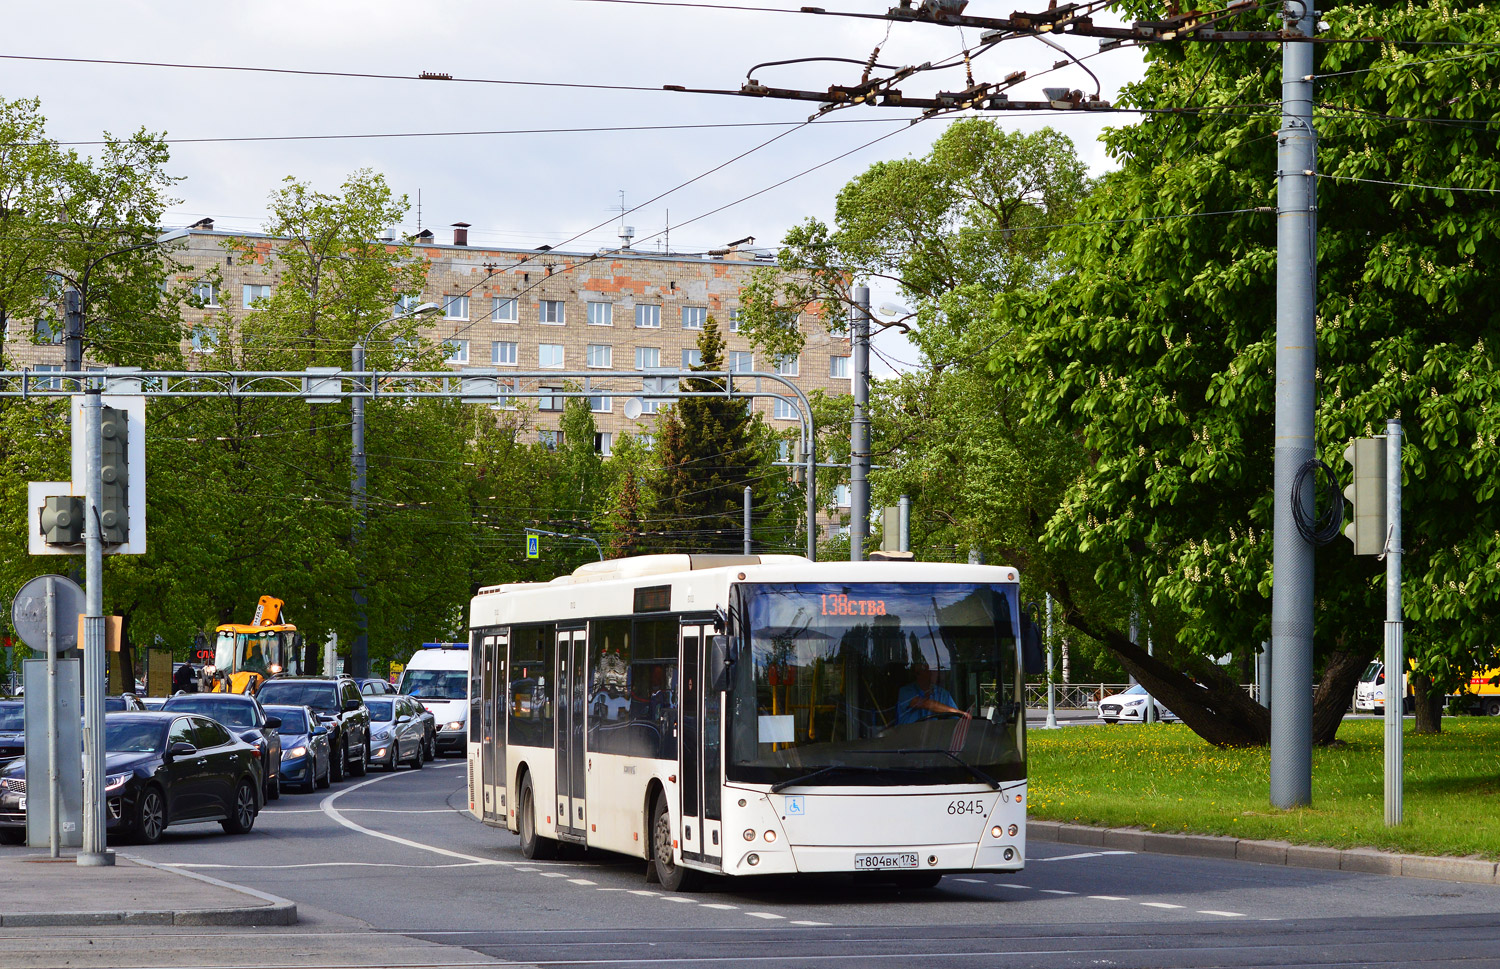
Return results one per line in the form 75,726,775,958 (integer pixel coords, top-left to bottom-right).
350,303,440,679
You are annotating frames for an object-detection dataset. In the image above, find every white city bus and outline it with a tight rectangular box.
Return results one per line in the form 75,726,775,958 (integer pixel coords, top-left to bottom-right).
466,554,1037,890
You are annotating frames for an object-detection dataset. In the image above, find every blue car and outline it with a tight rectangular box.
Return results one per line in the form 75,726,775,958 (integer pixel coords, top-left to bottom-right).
261,704,331,794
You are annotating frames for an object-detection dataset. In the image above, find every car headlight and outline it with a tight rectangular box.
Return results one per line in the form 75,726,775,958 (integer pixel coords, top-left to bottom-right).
105,772,131,792
286,746,308,759
1122,698,1145,706
372,727,392,740
444,720,464,731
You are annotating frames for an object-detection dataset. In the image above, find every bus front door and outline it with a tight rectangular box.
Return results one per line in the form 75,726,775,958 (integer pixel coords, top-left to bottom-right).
478,629,506,825
555,627,587,842
679,622,722,866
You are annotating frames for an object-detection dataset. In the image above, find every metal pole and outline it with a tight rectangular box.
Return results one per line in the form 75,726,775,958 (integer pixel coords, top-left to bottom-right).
898,495,910,553
1384,419,1404,826
1146,635,1156,724
45,577,60,859
804,420,817,562
743,486,752,555
64,289,83,375
79,389,112,866
324,632,338,678
1270,6,1318,810
351,342,369,681
850,286,871,562
1045,593,1058,729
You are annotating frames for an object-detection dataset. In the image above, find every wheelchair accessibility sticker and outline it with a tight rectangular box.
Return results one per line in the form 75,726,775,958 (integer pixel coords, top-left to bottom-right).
785,795,805,816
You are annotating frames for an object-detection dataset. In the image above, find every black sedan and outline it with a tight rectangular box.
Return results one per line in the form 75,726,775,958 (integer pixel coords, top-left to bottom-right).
0,701,23,769
161,693,283,802
0,712,263,844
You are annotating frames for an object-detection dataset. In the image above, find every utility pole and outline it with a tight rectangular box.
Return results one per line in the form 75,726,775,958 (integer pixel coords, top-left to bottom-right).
850,286,871,562
743,485,752,555
78,389,112,866
64,289,83,375
1045,593,1058,729
1270,6,1318,810
898,494,910,553
1384,419,1403,826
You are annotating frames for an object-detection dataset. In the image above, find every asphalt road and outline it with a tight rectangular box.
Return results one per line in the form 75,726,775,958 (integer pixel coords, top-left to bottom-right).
64,756,1497,969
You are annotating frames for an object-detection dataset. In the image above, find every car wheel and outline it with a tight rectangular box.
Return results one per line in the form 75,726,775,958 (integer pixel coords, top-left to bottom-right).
650,793,699,892
330,735,346,782
424,733,435,762
518,774,557,860
408,740,423,770
221,779,258,835
350,739,368,777
135,786,167,845
316,756,331,790
267,773,280,802
384,741,398,772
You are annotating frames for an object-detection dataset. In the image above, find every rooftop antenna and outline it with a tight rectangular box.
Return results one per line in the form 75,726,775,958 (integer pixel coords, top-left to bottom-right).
417,189,423,232
616,190,634,249
664,209,670,255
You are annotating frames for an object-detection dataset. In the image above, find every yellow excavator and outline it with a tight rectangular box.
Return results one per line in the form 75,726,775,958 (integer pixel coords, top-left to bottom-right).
203,596,305,695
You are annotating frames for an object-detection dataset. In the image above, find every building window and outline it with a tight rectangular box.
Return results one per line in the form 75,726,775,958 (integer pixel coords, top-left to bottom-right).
243,284,271,308
586,344,613,369
594,432,613,456
445,339,469,364
681,348,702,369
492,297,518,322
492,341,517,365
728,309,741,333
729,350,754,373
682,306,706,330
191,326,220,354
33,364,63,390
589,394,612,413
829,355,850,378
773,398,797,420
641,375,672,416
539,429,561,450
540,300,565,324
833,484,851,508
637,433,656,450
635,304,660,328
587,301,613,326
34,316,62,344
395,294,422,314
635,347,660,370
443,295,469,320
538,388,563,412
191,281,219,307
539,344,565,368
778,440,795,462
773,354,799,377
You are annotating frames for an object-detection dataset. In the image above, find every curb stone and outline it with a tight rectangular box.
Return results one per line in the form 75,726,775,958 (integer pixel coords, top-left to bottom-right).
1029,821,1497,886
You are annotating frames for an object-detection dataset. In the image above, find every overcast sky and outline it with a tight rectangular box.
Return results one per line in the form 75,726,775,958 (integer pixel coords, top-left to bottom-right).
2,0,1146,373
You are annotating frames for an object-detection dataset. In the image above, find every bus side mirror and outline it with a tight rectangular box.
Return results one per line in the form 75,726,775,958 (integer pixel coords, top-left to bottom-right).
1020,604,1045,676
709,635,734,692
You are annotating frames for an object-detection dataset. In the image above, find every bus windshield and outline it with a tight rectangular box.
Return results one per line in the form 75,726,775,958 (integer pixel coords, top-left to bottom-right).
727,582,1024,787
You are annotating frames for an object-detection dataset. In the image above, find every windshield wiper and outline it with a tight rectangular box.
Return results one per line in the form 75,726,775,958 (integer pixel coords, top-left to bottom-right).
769,765,892,793
871,748,1001,789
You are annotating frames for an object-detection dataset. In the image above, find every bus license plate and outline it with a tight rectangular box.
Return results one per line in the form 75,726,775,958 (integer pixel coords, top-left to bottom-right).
854,852,919,871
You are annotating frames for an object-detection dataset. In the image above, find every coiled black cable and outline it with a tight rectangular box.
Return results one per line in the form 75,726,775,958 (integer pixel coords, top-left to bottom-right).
1292,459,1345,545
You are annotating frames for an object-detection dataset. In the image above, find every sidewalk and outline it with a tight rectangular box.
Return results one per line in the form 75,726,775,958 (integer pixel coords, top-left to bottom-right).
0,850,296,926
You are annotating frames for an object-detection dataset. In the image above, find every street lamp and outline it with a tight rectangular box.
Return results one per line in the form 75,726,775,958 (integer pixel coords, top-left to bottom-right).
349,302,440,679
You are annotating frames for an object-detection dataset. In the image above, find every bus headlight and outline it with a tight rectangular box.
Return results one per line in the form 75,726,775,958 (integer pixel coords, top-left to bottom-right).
991,825,1003,838
743,829,756,842
763,830,777,843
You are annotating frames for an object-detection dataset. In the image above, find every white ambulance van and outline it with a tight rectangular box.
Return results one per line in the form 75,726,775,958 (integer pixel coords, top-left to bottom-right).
398,643,471,756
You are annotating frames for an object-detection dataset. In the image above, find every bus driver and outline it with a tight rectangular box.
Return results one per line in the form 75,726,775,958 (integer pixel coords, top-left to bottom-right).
897,659,970,724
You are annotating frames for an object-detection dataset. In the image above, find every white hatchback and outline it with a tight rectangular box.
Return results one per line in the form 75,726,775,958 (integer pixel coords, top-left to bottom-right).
1098,684,1179,724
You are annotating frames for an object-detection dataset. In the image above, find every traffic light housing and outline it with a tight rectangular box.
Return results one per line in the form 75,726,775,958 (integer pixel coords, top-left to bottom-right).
1343,437,1386,555
40,495,84,545
100,405,128,544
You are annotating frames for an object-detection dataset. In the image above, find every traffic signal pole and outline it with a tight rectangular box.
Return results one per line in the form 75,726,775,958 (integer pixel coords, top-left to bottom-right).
1270,5,1318,810
79,389,113,866
1384,419,1404,826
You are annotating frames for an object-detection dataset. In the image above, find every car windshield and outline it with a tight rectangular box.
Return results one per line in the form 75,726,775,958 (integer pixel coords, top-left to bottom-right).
106,720,163,753
267,708,308,733
104,697,130,712
164,697,256,727
366,699,394,722
727,582,1025,787
1361,661,1382,683
1121,684,1147,696
0,704,22,731
398,669,467,700
257,682,338,713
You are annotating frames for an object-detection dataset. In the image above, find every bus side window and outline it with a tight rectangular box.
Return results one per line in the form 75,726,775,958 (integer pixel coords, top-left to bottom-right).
632,618,678,760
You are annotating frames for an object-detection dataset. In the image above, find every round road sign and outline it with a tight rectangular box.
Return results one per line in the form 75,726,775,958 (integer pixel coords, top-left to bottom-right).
10,574,87,654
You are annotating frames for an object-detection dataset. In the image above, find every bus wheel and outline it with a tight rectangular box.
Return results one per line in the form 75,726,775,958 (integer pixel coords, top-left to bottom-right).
651,795,700,892
519,775,557,860
1485,698,1500,717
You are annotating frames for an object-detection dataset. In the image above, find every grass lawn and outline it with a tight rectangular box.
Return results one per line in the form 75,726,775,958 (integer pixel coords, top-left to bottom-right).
1026,717,1500,859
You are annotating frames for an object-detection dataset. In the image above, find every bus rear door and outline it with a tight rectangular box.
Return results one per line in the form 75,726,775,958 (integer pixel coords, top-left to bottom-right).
679,621,722,866
555,627,587,841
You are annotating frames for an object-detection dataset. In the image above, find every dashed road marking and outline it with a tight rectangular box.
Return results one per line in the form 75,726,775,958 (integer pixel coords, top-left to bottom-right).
628,890,659,896
661,896,697,904
568,878,597,885
996,883,1030,889
1040,889,1076,895
1142,902,1184,910
539,872,568,878
1089,895,1129,901
747,912,785,920
701,903,738,910
954,878,987,884
1037,850,1137,863
792,920,831,926
1199,910,1246,918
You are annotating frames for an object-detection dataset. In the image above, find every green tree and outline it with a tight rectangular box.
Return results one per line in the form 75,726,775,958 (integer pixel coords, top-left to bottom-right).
998,0,1500,742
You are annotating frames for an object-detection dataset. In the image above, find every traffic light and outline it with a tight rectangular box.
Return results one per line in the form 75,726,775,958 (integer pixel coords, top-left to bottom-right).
1343,437,1386,555
40,495,84,544
100,405,129,544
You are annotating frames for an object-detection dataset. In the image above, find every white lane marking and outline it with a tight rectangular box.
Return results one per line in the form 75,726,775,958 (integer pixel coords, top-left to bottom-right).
954,878,987,884
700,903,738,910
996,883,1030,889
568,878,598,886
515,867,540,872
792,920,831,926
164,861,483,870
1089,895,1129,901
1199,910,1246,918
1142,902,1184,909
747,912,785,920
628,890,660,896
319,773,519,866
1040,889,1076,895
1038,850,1136,862
661,896,698,904
340,808,455,814
539,872,569,878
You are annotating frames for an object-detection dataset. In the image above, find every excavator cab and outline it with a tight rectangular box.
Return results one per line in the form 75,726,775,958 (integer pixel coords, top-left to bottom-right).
204,596,304,695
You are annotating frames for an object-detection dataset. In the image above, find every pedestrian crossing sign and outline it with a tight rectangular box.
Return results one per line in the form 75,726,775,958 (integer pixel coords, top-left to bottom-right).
526,534,539,559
